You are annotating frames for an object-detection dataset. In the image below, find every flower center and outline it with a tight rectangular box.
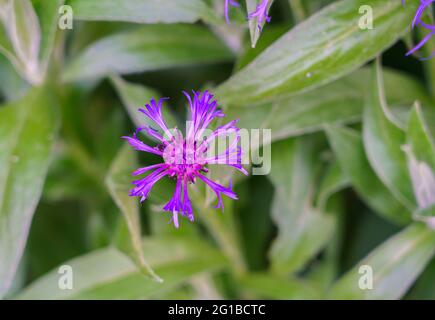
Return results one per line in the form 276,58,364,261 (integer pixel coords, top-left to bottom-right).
162,134,207,179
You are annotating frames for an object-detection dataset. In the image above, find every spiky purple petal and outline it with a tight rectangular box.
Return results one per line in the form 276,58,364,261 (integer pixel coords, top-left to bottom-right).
124,90,247,228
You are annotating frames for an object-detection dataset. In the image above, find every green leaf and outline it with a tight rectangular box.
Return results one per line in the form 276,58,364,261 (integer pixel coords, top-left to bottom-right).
64,24,233,81
67,0,219,24
406,258,435,299
316,160,350,211
402,147,435,226
329,223,435,299
239,273,320,299
225,67,430,142
32,0,65,76
16,237,227,299
404,104,435,224
288,0,306,23
363,61,415,211
326,125,411,225
268,137,335,274
0,86,59,298
216,0,418,105
105,143,162,282
407,103,435,170
0,54,28,101
110,75,177,130
1,0,42,84
236,24,288,71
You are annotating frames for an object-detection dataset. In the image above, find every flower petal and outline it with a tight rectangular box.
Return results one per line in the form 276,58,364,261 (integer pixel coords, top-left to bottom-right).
138,98,173,139
122,133,162,156
130,167,168,202
184,90,224,141
197,174,237,210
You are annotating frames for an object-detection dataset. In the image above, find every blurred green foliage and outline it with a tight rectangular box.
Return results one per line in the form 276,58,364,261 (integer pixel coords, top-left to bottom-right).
0,0,435,300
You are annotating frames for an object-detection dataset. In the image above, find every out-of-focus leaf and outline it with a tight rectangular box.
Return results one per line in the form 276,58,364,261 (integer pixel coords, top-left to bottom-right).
64,24,233,82
236,24,288,71
403,148,435,226
226,67,430,142
288,0,306,23
268,137,335,274
0,87,59,298
216,0,418,104
239,273,319,299
405,104,435,227
17,237,227,299
235,176,274,271
0,54,28,101
326,125,411,225
407,258,435,299
407,103,435,169
329,223,435,299
32,0,65,75
316,160,350,210
110,75,177,130
25,202,88,281
0,0,42,84
363,62,415,211
67,0,219,24
105,143,162,282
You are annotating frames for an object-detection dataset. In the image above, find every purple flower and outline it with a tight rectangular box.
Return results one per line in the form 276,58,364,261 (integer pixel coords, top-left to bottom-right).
404,0,435,59
122,91,247,228
248,0,271,31
224,0,272,31
225,0,240,24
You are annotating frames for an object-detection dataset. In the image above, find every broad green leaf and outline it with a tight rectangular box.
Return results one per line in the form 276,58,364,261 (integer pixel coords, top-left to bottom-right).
329,223,435,299
239,273,319,299
216,0,418,105
64,24,233,81
67,0,219,24
363,62,415,211
326,125,411,225
268,137,335,274
226,67,429,143
0,87,59,298
105,143,162,282
17,237,227,299
110,75,177,130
